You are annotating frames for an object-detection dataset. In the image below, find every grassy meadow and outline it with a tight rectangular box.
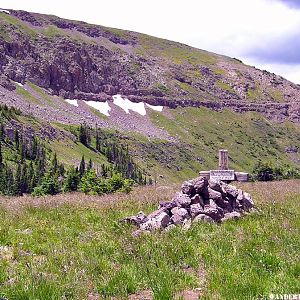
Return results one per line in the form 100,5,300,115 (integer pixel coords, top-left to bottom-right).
0,180,299,299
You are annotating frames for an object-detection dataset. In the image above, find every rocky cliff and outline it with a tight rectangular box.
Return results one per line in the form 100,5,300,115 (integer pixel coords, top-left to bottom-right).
0,8,300,123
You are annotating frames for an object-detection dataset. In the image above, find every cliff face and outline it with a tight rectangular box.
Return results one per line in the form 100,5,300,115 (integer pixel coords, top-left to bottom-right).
0,8,300,123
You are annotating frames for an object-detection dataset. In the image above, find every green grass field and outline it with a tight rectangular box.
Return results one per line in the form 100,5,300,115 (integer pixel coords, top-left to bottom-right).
0,180,299,299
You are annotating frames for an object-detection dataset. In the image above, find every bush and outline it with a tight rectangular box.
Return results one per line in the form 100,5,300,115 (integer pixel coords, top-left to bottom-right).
32,173,60,196
79,170,134,195
252,160,300,181
79,169,101,195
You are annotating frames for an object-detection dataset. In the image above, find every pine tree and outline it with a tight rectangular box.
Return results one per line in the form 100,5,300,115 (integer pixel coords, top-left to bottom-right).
32,137,38,159
50,153,58,176
14,130,19,150
0,141,3,167
21,162,28,194
14,164,22,196
18,139,25,162
79,155,85,178
27,161,35,193
79,124,88,146
63,166,80,192
0,124,4,141
5,167,14,195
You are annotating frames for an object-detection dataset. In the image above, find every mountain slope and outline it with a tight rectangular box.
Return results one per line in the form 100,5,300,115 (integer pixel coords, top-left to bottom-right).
1,9,300,122
0,8,299,183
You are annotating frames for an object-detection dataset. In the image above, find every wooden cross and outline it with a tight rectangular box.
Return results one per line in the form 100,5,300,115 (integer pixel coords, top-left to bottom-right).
199,149,249,182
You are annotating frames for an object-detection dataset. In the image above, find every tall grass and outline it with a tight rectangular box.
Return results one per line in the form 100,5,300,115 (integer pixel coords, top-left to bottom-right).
0,181,299,299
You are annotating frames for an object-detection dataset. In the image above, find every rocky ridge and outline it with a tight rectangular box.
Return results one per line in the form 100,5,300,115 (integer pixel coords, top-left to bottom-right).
124,177,255,235
0,9,300,124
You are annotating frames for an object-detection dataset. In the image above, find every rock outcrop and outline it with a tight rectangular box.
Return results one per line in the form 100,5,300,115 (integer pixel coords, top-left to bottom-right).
0,9,300,123
124,177,255,234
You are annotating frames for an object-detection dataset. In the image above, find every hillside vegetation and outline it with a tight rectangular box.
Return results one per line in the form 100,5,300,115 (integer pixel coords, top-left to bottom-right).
0,180,299,299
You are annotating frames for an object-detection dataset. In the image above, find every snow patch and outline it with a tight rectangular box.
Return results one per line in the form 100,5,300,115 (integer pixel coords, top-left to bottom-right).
112,95,146,116
84,100,111,116
14,81,29,91
65,99,78,107
145,103,163,112
15,82,24,87
0,9,10,14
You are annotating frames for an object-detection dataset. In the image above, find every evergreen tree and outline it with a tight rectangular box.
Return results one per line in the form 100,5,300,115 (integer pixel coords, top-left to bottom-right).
14,130,19,150
63,166,80,192
79,124,90,146
0,124,4,141
21,162,28,194
27,161,35,193
79,155,85,178
14,164,22,196
50,153,58,176
5,167,14,195
18,139,25,162
0,142,3,166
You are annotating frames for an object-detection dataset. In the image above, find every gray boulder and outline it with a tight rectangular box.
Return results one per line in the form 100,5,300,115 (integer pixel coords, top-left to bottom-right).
215,198,232,212
173,192,191,207
155,212,171,228
181,180,195,196
171,207,189,218
182,218,192,230
122,211,148,225
221,211,242,222
159,201,177,211
140,219,158,231
208,187,222,201
193,214,214,223
190,194,204,206
140,212,170,231
203,200,224,221
170,207,189,225
171,214,184,225
190,203,204,218
222,183,238,198
241,192,254,211
193,176,208,193
148,207,168,219
208,179,223,193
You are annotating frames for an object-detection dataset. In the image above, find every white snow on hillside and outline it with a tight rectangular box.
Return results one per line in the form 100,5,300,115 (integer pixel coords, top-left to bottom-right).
63,96,164,117
65,99,79,107
145,103,163,112
84,100,111,116
0,9,10,14
15,82,24,87
112,95,146,116
14,81,30,91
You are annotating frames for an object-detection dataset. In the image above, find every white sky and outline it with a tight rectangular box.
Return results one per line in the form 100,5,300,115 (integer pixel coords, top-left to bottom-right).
1,0,300,83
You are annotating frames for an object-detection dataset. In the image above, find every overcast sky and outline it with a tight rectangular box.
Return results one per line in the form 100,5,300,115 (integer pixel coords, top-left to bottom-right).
1,0,300,83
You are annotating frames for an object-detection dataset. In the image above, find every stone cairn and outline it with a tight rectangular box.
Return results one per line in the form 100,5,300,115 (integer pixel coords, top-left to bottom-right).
124,176,255,235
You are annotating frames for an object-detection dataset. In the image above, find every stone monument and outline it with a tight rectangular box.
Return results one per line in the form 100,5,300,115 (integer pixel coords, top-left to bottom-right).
199,149,249,182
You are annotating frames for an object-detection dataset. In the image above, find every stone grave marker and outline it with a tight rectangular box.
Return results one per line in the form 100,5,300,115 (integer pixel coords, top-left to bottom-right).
199,149,249,182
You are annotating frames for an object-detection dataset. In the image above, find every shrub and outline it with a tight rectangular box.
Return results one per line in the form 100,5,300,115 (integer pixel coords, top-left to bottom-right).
252,160,300,181
32,173,60,196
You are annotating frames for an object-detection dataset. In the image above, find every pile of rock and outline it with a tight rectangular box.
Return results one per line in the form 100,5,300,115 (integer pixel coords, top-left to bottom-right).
124,176,255,234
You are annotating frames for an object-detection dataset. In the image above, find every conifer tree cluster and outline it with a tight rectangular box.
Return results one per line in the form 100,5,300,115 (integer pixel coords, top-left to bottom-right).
0,127,64,196
78,124,151,185
0,111,150,196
